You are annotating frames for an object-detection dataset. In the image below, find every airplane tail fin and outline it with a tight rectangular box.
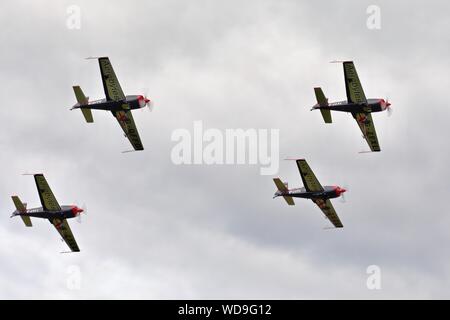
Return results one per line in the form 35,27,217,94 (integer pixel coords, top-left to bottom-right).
273,178,295,206
314,87,332,123
72,86,94,123
11,196,32,227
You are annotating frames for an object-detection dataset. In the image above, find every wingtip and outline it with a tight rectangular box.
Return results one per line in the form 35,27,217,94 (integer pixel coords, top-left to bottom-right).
86,56,108,60
121,149,144,153
329,60,353,64
323,226,343,230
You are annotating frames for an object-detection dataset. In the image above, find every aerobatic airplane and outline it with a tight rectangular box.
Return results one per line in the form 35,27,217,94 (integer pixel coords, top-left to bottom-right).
312,61,391,152
10,174,83,252
273,159,346,228
71,57,152,151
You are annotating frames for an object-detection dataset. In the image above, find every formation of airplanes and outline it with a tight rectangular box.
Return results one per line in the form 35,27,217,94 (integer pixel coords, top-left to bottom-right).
10,58,390,251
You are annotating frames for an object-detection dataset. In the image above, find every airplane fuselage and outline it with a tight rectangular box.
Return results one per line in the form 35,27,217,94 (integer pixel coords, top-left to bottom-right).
75,95,146,112
280,185,342,200
315,98,385,113
12,205,78,220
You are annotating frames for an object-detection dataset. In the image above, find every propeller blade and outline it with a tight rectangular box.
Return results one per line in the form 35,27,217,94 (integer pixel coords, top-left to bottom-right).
139,87,152,112
147,99,154,112
339,184,349,203
72,200,84,223
387,106,393,117
385,96,392,117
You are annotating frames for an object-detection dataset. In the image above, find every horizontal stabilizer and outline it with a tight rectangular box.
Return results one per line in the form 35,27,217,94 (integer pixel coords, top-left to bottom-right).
20,216,32,227
314,87,332,123
314,87,328,106
11,196,32,227
273,178,288,191
80,108,93,123
320,109,332,123
73,86,88,105
12,196,26,212
273,178,295,206
73,86,93,123
283,197,295,205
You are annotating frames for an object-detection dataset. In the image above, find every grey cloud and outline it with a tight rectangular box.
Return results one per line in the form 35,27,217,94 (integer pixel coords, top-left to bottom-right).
0,0,449,299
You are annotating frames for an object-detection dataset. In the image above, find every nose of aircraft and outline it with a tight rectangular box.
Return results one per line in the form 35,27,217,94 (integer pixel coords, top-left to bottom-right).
381,99,391,109
384,99,392,116
335,186,346,196
139,95,151,108
71,206,83,216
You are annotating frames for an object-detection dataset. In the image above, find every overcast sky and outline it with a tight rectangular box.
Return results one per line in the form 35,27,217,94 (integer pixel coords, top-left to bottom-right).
0,0,449,299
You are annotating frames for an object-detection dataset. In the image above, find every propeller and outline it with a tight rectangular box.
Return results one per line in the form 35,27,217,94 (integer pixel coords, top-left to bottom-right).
73,201,87,223
338,185,349,203
82,203,87,215
147,98,154,112
141,88,154,112
384,97,393,116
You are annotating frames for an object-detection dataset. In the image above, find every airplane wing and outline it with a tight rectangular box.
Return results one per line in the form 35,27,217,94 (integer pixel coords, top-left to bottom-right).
352,112,381,152
34,174,62,211
98,57,126,101
114,109,144,151
296,159,324,192
49,218,80,252
343,61,367,104
312,198,343,228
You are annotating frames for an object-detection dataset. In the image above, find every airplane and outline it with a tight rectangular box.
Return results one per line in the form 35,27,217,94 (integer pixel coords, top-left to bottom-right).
10,174,83,252
273,159,346,228
71,57,152,151
311,61,391,152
